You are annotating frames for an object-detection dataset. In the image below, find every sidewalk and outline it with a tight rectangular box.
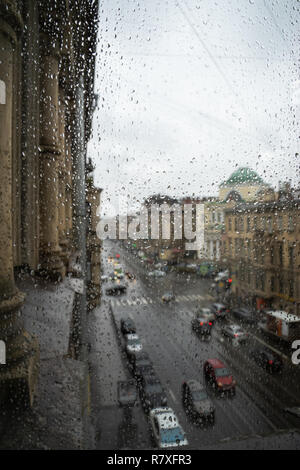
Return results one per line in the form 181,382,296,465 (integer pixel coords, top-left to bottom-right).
0,275,90,450
88,299,150,449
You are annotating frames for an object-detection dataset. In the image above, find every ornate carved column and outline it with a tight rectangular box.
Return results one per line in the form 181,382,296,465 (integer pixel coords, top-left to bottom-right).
58,87,69,266
39,31,65,280
0,0,39,406
65,131,73,254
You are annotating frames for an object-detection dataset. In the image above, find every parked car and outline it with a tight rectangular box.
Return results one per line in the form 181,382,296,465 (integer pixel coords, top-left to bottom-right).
149,407,188,448
101,274,109,282
232,307,256,325
117,380,137,408
161,292,175,303
125,333,143,356
147,270,166,278
204,359,236,395
139,374,168,413
195,307,216,324
221,324,248,343
128,351,151,370
182,380,215,423
125,271,136,280
133,357,155,381
250,347,283,373
185,264,198,273
105,282,127,295
120,318,136,335
210,303,229,319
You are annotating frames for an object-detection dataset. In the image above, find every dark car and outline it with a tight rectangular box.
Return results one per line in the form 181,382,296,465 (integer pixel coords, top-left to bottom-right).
120,318,136,335
125,271,136,280
105,282,127,296
133,357,155,381
182,380,215,423
204,359,236,395
250,347,283,373
117,380,138,408
139,374,168,413
210,303,229,319
191,316,213,336
128,351,150,368
232,307,256,324
161,292,175,303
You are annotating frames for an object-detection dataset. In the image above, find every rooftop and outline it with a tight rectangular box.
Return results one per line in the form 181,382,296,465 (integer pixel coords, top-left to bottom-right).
220,167,267,188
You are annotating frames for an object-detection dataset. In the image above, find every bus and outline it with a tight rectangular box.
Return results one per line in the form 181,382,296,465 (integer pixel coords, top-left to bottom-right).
259,310,300,344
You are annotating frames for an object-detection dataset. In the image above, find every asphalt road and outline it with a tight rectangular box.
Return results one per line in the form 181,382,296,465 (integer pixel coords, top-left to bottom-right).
88,240,300,450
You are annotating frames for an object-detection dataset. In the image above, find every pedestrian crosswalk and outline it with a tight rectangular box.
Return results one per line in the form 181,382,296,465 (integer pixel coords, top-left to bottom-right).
109,294,212,308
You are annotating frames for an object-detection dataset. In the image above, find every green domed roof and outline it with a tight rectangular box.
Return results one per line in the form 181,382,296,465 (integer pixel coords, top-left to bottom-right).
220,167,266,187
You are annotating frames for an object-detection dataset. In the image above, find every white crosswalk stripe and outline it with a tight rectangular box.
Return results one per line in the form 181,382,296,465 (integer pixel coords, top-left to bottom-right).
110,294,210,308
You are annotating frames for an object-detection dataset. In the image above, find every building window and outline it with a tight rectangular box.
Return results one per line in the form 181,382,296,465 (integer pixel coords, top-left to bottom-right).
247,239,251,258
279,243,283,266
270,245,274,265
288,215,294,232
278,215,283,231
261,216,266,231
278,276,284,294
270,276,275,292
240,238,244,257
289,246,294,266
267,216,273,233
228,217,232,232
247,216,251,232
235,238,239,256
239,217,244,232
261,245,265,265
261,273,265,291
228,238,232,256
234,217,238,232
288,279,294,298
253,216,258,230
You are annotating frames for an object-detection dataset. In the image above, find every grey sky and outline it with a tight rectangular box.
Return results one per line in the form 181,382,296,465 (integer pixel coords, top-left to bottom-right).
87,0,300,216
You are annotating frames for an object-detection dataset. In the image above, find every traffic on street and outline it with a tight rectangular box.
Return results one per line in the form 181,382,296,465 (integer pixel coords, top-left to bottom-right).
88,240,300,450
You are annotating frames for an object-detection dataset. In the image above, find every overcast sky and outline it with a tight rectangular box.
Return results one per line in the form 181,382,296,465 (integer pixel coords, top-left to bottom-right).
87,0,300,216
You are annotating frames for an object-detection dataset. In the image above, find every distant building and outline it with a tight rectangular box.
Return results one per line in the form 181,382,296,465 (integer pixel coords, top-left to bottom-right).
219,167,270,202
223,188,300,315
202,167,270,267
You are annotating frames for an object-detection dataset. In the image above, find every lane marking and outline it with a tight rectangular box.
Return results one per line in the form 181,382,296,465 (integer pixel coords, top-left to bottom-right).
141,297,148,305
249,333,289,361
168,389,178,404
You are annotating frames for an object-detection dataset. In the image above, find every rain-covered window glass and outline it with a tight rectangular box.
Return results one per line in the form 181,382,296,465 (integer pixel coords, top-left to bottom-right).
1,0,300,454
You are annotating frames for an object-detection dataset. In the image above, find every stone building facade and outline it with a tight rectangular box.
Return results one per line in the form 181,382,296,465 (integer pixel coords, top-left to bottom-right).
223,189,300,316
201,167,270,268
0,0,100,405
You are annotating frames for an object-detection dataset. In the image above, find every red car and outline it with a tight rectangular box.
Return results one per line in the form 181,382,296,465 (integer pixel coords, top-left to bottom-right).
203,359,236,395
